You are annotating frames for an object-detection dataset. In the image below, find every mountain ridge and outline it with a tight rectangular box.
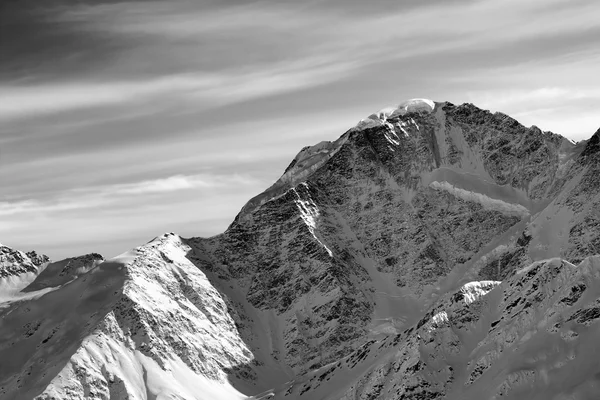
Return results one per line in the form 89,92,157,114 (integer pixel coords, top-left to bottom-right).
1,99,600,400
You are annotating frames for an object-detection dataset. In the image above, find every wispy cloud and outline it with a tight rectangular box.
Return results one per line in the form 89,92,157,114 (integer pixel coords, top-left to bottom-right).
469,87,600,109
114,175,200,194
0,174,259,217
0,60,358,120
47,0,599,79
464,86,600,139
3,0,599,121
0,171,264,259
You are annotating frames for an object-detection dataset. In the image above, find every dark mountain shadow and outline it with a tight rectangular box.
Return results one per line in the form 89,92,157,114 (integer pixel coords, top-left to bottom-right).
181,237,295,398
21,253,103,293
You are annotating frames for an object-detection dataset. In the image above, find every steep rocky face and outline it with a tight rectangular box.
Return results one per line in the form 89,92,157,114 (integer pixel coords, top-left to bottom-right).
561,128,600,263
271,256,600,400
188,100,590,377
1,99,599,400
477,127,600,282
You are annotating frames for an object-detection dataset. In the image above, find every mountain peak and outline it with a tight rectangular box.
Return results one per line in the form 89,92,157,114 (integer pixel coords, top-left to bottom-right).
1,244,49,280
359,98,437,128
580,126,600,159
398,97,436,111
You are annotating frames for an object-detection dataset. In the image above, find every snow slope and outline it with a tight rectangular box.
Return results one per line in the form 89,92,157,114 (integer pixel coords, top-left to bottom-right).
0,245,50,301
0,235,300,400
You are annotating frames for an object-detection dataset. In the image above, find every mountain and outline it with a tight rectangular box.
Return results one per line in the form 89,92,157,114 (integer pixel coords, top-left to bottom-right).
1,99,599,400
1,244,49,280
1,245,49,302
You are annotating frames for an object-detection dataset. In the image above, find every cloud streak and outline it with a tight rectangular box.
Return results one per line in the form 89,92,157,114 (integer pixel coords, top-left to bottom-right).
0,171,265,259
3,0,599,121
0,60,358,120
0,174,259,217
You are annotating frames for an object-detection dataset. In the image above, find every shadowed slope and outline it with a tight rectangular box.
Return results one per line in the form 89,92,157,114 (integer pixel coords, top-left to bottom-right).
0,259,127,400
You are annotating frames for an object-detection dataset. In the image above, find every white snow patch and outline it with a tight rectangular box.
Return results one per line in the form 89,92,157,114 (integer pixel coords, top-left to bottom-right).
43,334,247,400
356,117,384,130
383,126,400,146
375,106,398,120
410,118,420,130
459,281,501,305
397,124,409,137
400,98,435,111
356,98,435,129
428,311,449,332
430,181,530,217
293,183,333,257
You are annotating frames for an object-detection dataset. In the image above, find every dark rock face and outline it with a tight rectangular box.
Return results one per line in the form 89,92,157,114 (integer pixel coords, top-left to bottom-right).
579,128,600,160
281,257,600,400
444,103,565,196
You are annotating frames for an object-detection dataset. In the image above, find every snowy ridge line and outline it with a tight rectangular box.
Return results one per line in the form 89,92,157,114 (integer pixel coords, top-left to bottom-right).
459,281,501,305
278,137,348,186
35,236,252,400
240,98,436,218
355,99,434,130
373,99,435,121
429,180,530,217
515,257,577,275
238,136,348,220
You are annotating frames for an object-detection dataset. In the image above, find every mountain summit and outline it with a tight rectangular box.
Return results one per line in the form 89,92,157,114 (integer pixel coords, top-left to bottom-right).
1,100,600,400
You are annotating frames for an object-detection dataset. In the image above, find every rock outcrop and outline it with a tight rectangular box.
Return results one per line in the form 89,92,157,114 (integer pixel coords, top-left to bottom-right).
0,245,49,280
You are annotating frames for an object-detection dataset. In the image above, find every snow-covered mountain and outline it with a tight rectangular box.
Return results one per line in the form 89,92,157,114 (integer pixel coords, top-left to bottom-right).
1,99,600,400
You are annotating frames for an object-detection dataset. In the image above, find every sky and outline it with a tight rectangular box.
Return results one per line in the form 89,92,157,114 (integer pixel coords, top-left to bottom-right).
1,0,599,260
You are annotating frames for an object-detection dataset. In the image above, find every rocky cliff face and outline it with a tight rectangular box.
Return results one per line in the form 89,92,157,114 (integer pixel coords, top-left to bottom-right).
192,100,590,378
271,256,600,400
0,245,49,280
1,99,599,400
